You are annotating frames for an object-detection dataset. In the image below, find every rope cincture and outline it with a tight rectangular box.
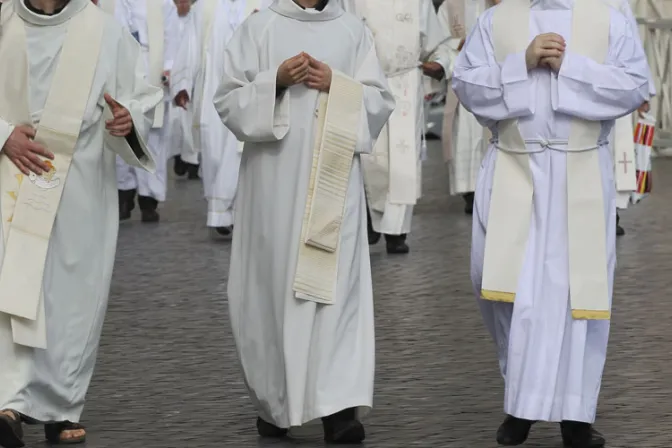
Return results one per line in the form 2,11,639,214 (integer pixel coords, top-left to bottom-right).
492,138,607,154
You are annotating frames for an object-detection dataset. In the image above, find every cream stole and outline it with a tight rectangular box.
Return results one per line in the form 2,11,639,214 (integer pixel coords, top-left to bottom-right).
0,2,104,348
613,115,637,203
146,0,165,128
192,0,219,153
481,0,611,320
293,73,363,305
358,0,420,208
100,0,115,15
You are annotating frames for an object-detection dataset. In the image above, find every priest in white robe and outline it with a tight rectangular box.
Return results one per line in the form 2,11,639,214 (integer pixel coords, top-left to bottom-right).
172,0,246,238
214,0,394,443
341,0,451,254
0,0,162,445
606,0,655,236
438,0,496,214
114,0,179,223
453,0,650,446
168,0,200,181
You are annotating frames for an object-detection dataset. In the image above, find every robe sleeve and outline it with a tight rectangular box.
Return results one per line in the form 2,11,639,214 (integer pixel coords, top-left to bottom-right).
104,31,163,171
451,13,535,122
163,0,180,71
618,0,655,98
351,28,396,154
420,0,453,76
551,12,650,121
0,119,14,152
170,7,200,99
213,22,290,143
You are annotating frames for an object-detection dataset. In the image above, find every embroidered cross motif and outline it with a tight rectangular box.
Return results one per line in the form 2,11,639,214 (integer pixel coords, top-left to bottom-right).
397,140,411,154
618,151,633,174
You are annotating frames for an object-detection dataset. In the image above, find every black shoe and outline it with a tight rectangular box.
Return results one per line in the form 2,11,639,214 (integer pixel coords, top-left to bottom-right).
616,224,625,236
173,156,187,176
0,410,24,448
385,234,409,254
186,163,200,180
496,415,534,446
138,196,160,223
256,417,287,438
322,408,365,444
560,421,605,447
366,205,380,245
118,189,136,221
464,192,474,215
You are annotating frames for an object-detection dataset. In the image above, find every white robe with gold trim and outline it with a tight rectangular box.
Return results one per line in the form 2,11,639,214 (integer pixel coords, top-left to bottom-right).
213,0,394,427
454,1,649,422
0,0,162,423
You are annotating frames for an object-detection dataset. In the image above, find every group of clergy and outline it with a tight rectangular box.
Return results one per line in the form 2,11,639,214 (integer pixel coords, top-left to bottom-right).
0,0,655,447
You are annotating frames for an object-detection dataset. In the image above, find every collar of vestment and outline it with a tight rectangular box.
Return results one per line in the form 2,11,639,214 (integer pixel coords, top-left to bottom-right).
530,0,574,9
16,0,88,25
271,0,342,21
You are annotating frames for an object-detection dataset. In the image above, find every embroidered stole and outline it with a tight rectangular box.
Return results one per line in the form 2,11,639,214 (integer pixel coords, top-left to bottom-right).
358,0,420,209
0,2,104,348
293,73,363,304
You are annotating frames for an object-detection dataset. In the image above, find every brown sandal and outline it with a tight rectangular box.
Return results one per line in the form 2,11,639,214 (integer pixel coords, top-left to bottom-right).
44,421,86,445
0,410,24,448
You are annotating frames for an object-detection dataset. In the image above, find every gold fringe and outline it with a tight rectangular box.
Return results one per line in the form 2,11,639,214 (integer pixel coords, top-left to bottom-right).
481,290,515,303
571,309,611,320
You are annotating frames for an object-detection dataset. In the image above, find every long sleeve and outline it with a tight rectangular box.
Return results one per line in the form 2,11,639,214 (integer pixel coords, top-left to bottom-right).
352,28,396,154
170,8,200,99
113,0,132,30
420,0,453,77
0,119,13,153
618,0,655,98
162,0,180,71
451,13,535,122
213,23,290,143
551,12,650,121
105,31,163,171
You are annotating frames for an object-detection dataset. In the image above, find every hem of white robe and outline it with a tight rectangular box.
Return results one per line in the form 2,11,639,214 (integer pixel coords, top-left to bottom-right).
207,209,234,227
447,163,478,196
616,191,631,209
0,400,84,424
368,203,413,235
505,391,598,424
269,397,372,428
180,151,199,165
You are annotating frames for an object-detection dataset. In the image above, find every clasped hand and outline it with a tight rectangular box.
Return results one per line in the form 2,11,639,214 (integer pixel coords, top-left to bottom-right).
526,33,566,73
277,52,332,93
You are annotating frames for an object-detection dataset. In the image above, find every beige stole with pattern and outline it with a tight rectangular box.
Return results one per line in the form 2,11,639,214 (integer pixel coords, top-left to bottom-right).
482,0,611,319
293,73,363,305
0,2,105,348
192,0,219,153
358,0,420,209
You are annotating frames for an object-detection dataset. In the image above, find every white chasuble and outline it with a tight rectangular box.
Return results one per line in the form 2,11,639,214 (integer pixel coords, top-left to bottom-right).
293,73,363,304
0,2,104,348
357,0,420,207
483,0,610,319
146,0,165,128
100,0,115,15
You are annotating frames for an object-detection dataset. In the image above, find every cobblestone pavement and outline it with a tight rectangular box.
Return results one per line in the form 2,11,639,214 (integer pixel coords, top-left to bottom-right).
22,142,672,447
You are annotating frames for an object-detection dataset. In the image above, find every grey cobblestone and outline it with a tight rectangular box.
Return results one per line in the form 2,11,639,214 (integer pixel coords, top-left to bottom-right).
20,142,672,447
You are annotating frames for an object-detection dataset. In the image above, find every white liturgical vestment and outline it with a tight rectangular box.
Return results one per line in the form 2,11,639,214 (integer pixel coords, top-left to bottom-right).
453,0,649,423
114,0,179,202
213,0,394,427
171,0,246,228
341,0,451,235
0,0,162,422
